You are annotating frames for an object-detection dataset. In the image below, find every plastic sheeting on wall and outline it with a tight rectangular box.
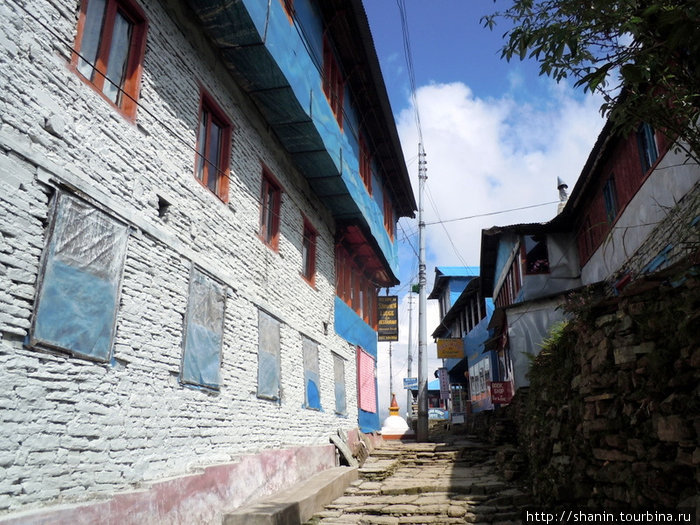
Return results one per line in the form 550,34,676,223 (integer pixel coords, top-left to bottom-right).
333,352,347,415
507,301,566,389
357,347,376,413
257,309,281,400
181,268,226,389
32,192,128,361
302,337,321,410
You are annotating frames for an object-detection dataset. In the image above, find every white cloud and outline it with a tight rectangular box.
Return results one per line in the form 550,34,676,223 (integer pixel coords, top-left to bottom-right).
397,80,605,269
376,80,606,420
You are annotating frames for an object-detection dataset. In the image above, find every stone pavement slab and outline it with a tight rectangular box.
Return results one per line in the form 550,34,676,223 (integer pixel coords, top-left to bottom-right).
306,439,530,524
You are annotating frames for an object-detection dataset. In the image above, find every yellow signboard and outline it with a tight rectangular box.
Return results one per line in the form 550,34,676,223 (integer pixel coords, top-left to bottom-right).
437,338,463,359
377,295,398,342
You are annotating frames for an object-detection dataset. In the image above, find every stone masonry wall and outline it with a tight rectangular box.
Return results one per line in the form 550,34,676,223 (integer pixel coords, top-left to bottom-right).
0,0,360,516
516,259,700,509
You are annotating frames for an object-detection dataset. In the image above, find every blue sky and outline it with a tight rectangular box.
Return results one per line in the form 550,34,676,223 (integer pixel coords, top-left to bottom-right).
363,2,607,418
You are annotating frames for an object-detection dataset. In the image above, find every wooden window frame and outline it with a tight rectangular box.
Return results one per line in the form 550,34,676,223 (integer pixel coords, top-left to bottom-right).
522,234,550,275
602,175,619,224
383,188,394,240
322,36,344,128
194,90,232,203
637,122,658,174
359,135,372,194
301,217,317,286
259,167,282,251
72,0,147,120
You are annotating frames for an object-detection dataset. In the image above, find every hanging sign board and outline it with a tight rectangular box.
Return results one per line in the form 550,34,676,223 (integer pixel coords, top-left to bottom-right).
436,338,463,359
438,367,450,400
403,377,418,389
490,381,513,404
377,295,398,341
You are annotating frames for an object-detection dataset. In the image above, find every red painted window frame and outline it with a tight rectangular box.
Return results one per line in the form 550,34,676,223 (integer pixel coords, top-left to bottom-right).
359,135,372,194
322,36,344,129
280,0,294,20
72,0,147,121
335,245,378,328
301,216,317,286
383,188,394,240
259,167,282,251
194,90,232,203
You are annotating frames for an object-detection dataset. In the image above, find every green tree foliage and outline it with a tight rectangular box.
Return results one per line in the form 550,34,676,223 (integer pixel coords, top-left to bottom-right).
483,0,700,162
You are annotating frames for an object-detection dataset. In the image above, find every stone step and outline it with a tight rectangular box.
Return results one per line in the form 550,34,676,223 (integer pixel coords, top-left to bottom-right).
223,466,358,525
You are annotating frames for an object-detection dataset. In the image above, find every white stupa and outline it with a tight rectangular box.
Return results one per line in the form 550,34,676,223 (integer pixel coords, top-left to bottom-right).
380,393,415,440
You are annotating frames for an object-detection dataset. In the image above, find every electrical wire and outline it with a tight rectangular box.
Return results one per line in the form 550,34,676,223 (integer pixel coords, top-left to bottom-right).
9,0,403,256
424,200,561,226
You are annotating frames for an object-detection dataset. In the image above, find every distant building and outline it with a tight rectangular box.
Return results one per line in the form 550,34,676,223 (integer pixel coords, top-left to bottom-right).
0,0,415,521
480,117,699,397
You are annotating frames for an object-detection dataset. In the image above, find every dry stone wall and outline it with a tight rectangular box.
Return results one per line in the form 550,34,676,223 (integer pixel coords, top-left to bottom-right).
516,259,699,509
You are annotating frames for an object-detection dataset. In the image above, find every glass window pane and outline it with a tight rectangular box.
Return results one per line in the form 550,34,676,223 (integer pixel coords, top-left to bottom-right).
78,0,107,79
266,187,276,242
196,110,208,181
103,11,133,104
206,121,222,193
32,192,128,361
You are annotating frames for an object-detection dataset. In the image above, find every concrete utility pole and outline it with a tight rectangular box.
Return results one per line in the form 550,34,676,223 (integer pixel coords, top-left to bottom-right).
406,291,414,420
388,341,393,400
417,143,429,442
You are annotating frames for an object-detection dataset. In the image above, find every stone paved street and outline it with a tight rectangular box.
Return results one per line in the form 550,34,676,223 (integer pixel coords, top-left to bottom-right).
306,438,530,524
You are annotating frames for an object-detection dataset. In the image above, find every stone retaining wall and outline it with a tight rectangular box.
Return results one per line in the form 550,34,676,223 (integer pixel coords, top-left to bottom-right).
514,259,699,508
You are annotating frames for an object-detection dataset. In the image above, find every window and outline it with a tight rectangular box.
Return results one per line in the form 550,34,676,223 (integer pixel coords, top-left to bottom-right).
181,268,226,389
73,0,147,119
637,122,658,173
383,188,394,240
257,310,281,400
322,36,344,127
359,135,372,193
194,92,231,202
31,192,129,361
302,337,321,410
333,353,347,415
602,176,618,224
357,347,376,413
259,169,282,249
301,218,317,284
523,234,550,274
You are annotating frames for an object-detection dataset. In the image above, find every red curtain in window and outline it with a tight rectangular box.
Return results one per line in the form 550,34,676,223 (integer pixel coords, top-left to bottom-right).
357,347,376,413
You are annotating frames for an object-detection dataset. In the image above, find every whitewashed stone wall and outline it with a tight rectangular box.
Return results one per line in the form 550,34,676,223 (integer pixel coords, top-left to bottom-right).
0,0,359,514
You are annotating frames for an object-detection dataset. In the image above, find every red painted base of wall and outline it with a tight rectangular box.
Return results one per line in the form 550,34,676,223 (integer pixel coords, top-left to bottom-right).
0,444,336,525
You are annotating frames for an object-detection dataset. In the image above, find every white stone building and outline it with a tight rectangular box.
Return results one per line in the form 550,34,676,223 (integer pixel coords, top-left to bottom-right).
0,0,415,522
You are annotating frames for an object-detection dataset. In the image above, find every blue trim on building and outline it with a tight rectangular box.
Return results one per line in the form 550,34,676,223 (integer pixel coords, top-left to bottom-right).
334,297,380,432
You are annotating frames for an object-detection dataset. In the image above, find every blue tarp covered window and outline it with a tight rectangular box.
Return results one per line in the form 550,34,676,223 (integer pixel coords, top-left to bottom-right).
302,337,321,410
31,192,129,361
180,268,226,389
333,352,346,415
257,309,281,400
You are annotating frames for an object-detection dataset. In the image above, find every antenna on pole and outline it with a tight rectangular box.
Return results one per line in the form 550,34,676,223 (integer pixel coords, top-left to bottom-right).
416,143,429,442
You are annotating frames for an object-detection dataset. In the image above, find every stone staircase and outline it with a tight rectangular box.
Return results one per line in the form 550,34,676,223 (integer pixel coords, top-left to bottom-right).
306,440,528,524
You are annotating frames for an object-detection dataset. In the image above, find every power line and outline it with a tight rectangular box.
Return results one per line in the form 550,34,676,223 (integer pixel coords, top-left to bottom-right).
396,0,423,145
424,200,560,226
